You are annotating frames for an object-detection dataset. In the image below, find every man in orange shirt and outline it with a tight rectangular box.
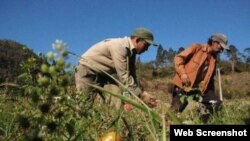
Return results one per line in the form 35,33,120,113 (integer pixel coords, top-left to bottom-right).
171,33,230,121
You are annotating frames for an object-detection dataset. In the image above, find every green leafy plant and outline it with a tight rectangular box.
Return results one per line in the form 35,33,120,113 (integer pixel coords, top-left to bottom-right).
179,87,203,104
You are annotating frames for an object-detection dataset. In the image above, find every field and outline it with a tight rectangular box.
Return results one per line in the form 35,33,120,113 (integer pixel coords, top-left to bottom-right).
0,43,249,141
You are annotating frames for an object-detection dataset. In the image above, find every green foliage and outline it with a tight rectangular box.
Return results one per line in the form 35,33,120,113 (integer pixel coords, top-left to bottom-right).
0,40,100,140
178,88,203,104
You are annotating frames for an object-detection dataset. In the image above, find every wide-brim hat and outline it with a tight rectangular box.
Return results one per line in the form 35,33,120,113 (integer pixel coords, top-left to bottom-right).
211,33,230,50
131,28,159,46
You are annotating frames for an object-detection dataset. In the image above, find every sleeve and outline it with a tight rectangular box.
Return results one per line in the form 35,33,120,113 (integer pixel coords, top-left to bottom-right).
174,44,198,76
109,45,142,95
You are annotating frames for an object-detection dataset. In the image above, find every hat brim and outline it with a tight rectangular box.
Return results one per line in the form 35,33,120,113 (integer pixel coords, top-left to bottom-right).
145,39,159,46
220,43,230,50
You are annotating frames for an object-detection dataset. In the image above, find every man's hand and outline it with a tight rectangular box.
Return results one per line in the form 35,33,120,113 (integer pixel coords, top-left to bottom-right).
180,74,191,87
140,91,158,108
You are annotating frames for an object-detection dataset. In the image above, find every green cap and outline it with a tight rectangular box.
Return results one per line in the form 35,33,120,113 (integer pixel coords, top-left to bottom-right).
211,33,230,50
131,28,159,46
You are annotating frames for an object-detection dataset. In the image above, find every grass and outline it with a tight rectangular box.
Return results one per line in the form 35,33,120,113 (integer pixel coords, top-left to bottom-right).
1,72,250,140
1,87,249,140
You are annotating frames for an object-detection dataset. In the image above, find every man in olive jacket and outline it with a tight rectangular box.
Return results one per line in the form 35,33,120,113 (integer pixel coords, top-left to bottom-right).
171,33,230,121
75,27,159,108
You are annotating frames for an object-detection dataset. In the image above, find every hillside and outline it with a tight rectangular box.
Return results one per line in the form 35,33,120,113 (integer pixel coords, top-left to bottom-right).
140,70,250,98
138,69,250,110
0,39,38,83
138,70,250,124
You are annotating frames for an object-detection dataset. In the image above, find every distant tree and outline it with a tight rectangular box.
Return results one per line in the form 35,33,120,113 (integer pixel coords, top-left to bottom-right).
177,47,185,54
243,47,250,64
241,47,250,69
155,44,165,68
165,47,176,65
162,49,168,64
225,45,240,73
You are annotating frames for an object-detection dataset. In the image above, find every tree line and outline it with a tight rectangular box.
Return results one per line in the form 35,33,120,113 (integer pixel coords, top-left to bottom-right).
0,40,249,84
137,44,250,73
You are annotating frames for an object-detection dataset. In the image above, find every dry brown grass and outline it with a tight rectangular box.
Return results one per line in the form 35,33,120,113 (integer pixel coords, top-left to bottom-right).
138,70,250,124
139,71,250,102
217,72,250,99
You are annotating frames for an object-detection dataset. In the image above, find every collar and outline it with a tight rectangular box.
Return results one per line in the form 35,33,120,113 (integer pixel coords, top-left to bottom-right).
128,37,135,50
127,37,136,56
201,44,209,52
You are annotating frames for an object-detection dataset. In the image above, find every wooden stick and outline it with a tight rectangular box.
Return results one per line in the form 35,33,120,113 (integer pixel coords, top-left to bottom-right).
217,68,223,101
